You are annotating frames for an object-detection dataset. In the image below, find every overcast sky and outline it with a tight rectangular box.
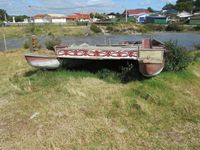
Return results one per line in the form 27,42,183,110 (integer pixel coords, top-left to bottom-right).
0,0,177,16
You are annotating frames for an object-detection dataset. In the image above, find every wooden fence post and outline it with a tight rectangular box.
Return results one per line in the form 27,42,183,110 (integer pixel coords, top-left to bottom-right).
3,33,7,51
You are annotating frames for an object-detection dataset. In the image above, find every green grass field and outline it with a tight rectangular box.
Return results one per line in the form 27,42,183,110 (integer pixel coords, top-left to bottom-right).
0,49,200,149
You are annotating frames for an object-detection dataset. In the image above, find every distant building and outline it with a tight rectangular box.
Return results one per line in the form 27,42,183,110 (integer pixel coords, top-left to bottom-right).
32,14,51,23
123,9,150,17
107,13,116,19
32,14,67,24
190,16,200,25
145,16,168,24
177,11,192,18
48,14,66,23
162,9,178,16
66,13,91,22
138,14,149,23
123,9,150,23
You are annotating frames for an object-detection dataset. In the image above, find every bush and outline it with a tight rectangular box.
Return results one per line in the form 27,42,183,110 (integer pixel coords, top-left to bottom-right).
23,40,29,49
26,25,42,34
193,43,200,49
106,25,114,31
120,62,141,83
90,24,101,33
194,52,200,61
165,23,184,32
164,41,192,72
45,35,61,50
193,25,200,31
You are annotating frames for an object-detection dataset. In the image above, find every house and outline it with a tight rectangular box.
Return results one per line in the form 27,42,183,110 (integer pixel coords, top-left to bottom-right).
32,14,51,23
177,11,193,23
66,13,91,22
123,9,150,22
177,11,192,18
107,13,116,19
190,16,200,25
138,14,149,23
123,9,150,17
145,16,168,24
32,14,67,24
162,9,178,16
48,14,66,23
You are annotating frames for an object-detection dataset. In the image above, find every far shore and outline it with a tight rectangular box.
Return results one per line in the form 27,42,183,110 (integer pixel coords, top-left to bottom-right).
0,23,200,40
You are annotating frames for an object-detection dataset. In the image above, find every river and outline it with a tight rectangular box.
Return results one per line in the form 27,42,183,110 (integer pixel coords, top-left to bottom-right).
0,32,200,51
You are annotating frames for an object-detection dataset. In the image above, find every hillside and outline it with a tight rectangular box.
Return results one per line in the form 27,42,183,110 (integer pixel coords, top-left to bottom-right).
0,49,200,149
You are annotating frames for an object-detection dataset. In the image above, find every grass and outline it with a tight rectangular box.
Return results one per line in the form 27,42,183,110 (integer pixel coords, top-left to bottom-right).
0,49,200,149
0,24,90,39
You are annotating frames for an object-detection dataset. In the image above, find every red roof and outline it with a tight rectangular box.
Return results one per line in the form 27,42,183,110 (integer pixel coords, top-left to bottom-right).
124,9,150,15
66,13,90,19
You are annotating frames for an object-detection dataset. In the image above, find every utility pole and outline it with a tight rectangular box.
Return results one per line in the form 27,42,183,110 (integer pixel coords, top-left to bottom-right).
126,9,128,22
2,14,8,51
3,33,7,51
124,0,128,22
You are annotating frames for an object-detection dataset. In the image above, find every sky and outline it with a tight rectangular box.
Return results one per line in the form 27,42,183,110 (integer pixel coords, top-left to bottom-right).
0,0,177,16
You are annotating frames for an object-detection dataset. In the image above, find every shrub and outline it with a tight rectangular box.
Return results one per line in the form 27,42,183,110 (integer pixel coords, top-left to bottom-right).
106,25,114,31
193,51,200,61
26,25,42,34
96,69,120,83
90,24,101,33
23,40,29,49
193,43,200,49
120,62,142,83
45,35,61,50
165,23,184,32
164,41,192,72
193,25,200,31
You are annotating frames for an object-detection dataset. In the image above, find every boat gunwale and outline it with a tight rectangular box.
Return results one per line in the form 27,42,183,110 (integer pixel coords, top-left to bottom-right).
24,54,58,59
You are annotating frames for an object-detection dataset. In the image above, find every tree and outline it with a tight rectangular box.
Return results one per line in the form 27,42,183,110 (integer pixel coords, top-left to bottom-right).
15,15,28,22
147,7,154,12
194,0,200,11
176,0,194,12
0,9,8,21
162,3,176,10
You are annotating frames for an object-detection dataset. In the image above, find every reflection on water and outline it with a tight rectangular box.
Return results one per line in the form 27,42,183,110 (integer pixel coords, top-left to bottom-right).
0,32,200,51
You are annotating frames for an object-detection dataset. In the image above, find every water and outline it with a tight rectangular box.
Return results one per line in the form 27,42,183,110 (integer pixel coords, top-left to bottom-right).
0,32,200,51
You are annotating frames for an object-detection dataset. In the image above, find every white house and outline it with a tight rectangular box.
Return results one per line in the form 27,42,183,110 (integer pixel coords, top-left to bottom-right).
123,9,150,23
48,14,66,23
137,14,150,23
32,14,67,24
32,14,51,23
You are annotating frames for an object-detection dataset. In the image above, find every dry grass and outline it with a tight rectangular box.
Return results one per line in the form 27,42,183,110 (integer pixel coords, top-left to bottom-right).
0,25,89,39
0,49,200,149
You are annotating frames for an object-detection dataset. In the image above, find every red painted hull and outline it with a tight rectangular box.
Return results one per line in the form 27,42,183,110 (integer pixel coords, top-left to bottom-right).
139,60,165,77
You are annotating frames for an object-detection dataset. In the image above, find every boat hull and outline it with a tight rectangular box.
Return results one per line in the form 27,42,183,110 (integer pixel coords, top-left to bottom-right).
25,54,60,69
139,61,165,77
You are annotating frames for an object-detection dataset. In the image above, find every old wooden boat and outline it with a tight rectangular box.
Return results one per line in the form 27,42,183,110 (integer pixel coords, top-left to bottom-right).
24,54,61,69
54,39,165,77
25,38,165,77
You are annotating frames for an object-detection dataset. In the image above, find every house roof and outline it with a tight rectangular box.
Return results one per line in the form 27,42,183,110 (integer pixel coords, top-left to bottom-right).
163,9,177,15
66,13,90,19
48,14,66,18
32,14,48,19
124,9,150,15
32,14,67,19
177,11,192,18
